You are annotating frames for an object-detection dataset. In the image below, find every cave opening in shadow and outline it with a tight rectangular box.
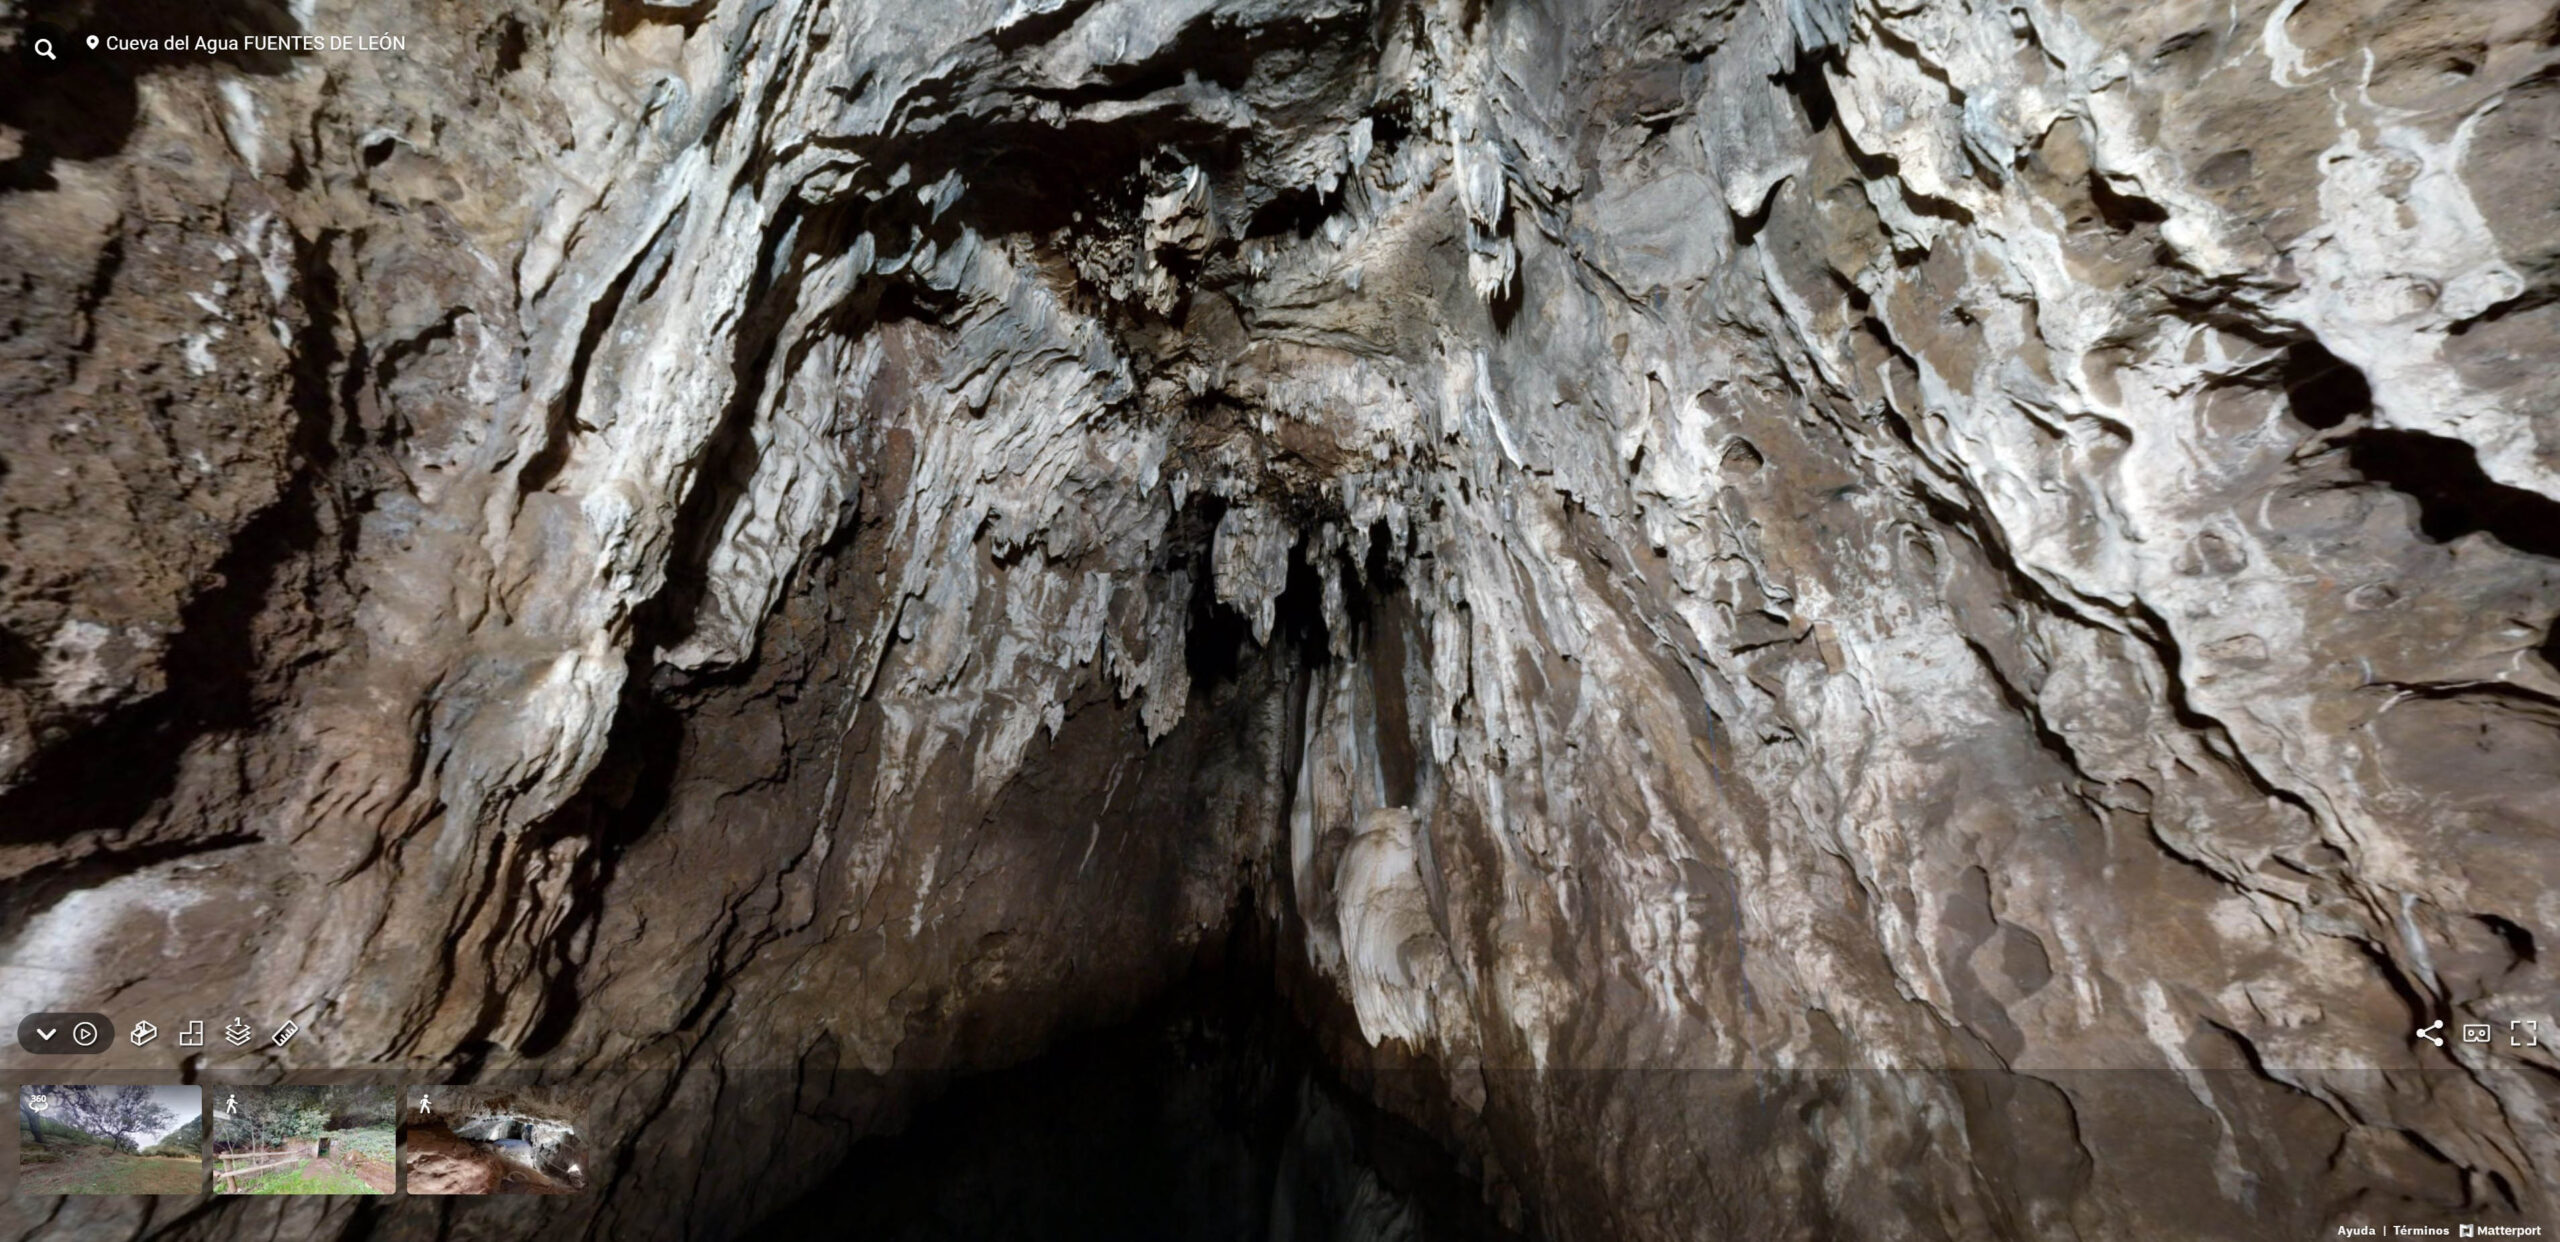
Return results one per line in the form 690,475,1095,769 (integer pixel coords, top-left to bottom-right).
752,912,1535,1242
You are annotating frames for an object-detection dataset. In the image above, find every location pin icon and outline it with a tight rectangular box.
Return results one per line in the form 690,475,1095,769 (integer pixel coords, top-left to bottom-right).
86,35,97,49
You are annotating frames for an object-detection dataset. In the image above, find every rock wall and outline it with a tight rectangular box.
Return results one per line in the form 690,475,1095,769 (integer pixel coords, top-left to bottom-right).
2,0,2555,1238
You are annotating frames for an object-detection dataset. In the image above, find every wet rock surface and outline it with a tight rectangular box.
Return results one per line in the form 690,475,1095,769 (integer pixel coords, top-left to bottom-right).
2,0,2556,1238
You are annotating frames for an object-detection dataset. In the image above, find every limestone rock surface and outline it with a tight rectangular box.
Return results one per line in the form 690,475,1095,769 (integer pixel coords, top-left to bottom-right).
3,0,2557,1237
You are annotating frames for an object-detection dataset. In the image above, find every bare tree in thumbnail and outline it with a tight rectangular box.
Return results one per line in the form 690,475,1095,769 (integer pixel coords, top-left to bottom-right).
45,1086,174,1154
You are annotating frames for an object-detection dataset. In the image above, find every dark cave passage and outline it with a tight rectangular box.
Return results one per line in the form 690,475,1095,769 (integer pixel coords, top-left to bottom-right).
750,938,1532,1242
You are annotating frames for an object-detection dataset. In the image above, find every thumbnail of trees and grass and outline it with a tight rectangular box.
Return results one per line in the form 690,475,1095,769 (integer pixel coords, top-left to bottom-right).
207,1085,396,1195
17,1086,205,1195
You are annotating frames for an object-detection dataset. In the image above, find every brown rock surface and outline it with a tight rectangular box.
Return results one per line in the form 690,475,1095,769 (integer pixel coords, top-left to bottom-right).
1,0,2555,1238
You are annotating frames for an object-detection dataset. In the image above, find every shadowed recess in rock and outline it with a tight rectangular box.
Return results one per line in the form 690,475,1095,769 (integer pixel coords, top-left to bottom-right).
752,940,1535,1242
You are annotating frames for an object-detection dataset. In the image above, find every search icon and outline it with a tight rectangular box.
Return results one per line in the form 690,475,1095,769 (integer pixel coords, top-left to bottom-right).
33,36,55,59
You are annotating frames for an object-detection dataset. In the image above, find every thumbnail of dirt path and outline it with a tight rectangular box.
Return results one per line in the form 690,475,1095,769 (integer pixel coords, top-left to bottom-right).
332,1154,396,1193
17,1150,205,1194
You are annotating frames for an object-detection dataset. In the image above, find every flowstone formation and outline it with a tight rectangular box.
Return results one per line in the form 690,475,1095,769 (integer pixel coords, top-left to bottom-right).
2,0,2555,1237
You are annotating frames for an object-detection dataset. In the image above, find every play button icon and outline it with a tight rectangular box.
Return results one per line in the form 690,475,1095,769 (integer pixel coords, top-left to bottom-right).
16,1012,115,1054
